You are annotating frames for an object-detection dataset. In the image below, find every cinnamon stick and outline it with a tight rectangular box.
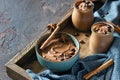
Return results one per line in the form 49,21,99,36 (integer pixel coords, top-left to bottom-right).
107,21,120,34
40,25,60,49
83,59,114,80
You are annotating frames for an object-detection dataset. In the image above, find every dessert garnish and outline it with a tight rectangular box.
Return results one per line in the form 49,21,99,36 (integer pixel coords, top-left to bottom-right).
41,33,78,62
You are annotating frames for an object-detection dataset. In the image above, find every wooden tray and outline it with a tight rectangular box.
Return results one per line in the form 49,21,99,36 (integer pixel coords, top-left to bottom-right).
5,8,74,80
5,3,120,80
5,7,96,79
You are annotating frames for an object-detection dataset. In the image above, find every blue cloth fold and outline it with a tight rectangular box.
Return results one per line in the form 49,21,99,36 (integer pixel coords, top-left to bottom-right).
26,0,120,80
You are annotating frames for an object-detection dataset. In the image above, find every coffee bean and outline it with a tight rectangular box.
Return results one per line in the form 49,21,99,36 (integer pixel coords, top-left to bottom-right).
79,40,85,44
86,1,92,7
108,26,112,32
59,53,64,57
71,49,75,53
53,55,57,57
85,34,90,37
82,0,85,2
68,55,72,58
74,33,79,36
86,3,91,8
61,58,64,61
70,53,75,55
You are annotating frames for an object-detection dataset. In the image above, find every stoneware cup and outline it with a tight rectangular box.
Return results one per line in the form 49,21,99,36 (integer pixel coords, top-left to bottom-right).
89,21,114,53
35,32,80,72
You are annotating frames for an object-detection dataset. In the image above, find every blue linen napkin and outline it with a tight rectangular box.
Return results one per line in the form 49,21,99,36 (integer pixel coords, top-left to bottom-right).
26,0,120,80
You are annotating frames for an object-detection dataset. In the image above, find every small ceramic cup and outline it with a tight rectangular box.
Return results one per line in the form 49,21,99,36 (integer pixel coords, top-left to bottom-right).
89,21,114,53
35,32,80,72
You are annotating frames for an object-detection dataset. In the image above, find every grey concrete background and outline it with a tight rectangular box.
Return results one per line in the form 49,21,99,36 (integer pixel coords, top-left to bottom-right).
0,0,74,80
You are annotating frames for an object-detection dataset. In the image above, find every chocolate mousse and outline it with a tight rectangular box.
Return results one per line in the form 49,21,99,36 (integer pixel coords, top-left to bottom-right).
72,0,94,31
40,33,78,62
89,22,114,53
93,23,112,34
78,0,94,11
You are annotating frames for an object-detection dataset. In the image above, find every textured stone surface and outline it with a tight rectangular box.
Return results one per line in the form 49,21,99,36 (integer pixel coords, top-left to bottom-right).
0,0,74,80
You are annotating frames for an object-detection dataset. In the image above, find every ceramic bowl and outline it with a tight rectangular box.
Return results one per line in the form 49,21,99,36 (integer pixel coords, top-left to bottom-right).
35,32,80,72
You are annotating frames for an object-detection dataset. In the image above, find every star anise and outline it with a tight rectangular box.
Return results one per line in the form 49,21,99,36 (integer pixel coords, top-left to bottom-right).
47,23,57,32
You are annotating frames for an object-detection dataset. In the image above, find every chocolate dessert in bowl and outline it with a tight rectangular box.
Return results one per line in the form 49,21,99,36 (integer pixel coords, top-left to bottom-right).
89,21,114,53
72,0,94,31
35,32,80,72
